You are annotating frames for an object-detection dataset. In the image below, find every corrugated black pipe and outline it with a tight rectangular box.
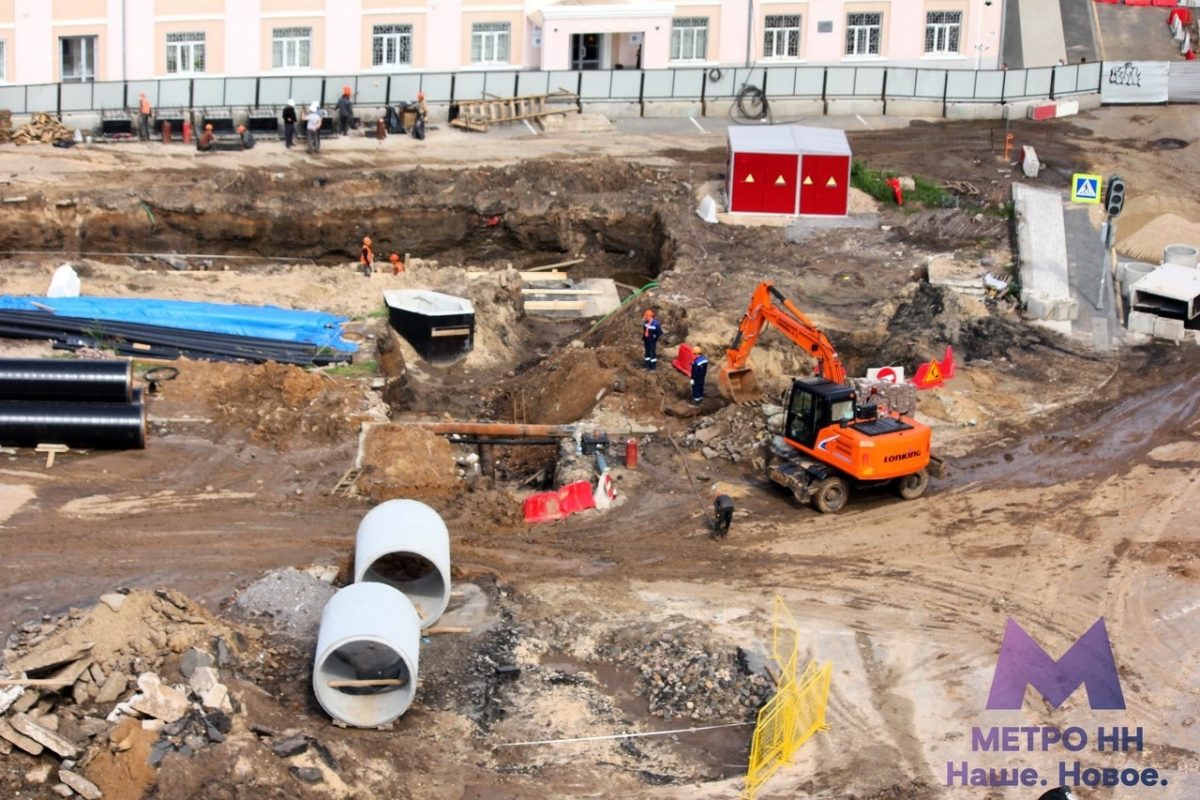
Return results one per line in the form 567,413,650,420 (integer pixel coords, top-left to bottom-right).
0,388,146,449
0,358,133,402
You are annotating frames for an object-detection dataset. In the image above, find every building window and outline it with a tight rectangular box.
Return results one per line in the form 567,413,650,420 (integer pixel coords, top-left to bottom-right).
471,22,510,65
671,17,709,62
372,24,413,67
272,27,312,69
166,32,206,74
924,11,962,54
845,12,882,56
764,15,801,59
0,41,6,81
61,36,97,82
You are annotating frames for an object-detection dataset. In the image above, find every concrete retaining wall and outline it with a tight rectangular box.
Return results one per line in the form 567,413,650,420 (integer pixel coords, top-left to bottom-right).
641,100,703,118
825,98,885,116
884,99,944,117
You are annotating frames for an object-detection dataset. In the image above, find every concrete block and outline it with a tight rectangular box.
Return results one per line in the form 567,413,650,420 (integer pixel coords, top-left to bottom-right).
884,98,943,118
748,98,825,118
1153,316,1186,341
579,100,641,119
1127,310,1157,335
642,100,703,118
1074,93,1102,111
1022,291,1050,319
1027,103,1056,121
1055,99,1080,117
945,102,1006,120
826,98,885,117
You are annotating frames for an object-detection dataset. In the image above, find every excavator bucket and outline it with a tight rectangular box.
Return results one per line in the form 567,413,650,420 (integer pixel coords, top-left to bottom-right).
719,366,761,402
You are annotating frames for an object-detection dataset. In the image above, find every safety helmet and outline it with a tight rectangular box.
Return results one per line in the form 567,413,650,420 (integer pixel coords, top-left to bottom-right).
643,309,654,319
343,86,352,96
310,101,320,112
237,125,246,133
287,98,295,107
363,237,372,246
417,92,426,101
693,346,704,354
204,123,213,131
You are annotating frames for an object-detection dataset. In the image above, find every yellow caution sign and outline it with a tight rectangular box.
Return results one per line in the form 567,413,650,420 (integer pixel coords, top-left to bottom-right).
744,173,755,183
826,176,838,188
923,359,943,384
774,175,786,186
803,176,813,185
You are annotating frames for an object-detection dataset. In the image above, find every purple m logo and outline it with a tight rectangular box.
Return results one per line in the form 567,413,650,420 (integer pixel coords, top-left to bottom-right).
986,618,1125,710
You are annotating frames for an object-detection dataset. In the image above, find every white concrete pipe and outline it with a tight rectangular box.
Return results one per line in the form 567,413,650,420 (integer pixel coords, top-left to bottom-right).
1121,262,1157,301
354,499,451,629
312,582,421,728
1163,244,1199,269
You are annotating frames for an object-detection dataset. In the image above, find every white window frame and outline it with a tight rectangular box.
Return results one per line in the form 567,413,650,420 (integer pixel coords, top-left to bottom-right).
845,12,882,57
272,27,312,70
471,22,510,66
924,11,962,55
372,24,413,68
671,17,709,63
165,32,206,75
60,35,97,83
763,14,802,60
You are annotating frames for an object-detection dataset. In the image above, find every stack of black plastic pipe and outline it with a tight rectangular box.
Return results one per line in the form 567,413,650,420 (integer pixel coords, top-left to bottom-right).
0,359,146,450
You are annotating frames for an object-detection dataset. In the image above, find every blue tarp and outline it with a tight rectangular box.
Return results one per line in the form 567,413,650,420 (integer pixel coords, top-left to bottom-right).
0,296,358,353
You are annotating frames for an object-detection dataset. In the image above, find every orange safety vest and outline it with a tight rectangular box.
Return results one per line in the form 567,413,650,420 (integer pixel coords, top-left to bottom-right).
361,245,373,265
139,97,151,115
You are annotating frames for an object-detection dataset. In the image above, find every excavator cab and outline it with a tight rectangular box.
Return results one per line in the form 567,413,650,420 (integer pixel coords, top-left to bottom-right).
783,378,856,448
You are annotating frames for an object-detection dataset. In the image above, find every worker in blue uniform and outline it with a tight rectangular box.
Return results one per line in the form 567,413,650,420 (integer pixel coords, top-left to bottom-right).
641,309,663,370
690,346,709,404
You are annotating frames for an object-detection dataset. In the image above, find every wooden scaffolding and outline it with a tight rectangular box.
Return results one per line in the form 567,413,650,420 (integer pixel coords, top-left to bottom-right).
450,91,578,132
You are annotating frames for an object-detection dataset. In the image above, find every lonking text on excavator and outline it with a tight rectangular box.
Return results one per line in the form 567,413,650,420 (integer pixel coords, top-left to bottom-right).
719,281,945,513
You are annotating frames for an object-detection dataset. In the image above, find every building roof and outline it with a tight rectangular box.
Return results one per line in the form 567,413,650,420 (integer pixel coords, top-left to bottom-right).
728,124,851,156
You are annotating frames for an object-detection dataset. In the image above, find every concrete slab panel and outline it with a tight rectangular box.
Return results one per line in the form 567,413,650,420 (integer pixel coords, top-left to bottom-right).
826,99,885,117
944,103,1006,120
580,101,642,119
1014,183,1073,319
1127,311,1157,335
642,101,703,118
884,99,943,118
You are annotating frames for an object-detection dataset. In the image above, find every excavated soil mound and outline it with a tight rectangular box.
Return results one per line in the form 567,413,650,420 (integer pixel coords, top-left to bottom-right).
356,425,458,501
202,362,362,448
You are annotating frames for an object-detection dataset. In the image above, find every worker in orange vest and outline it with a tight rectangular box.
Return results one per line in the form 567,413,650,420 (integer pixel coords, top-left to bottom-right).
137,93,152,141
196,123,215,153
360,237,374,277
388,252,404,275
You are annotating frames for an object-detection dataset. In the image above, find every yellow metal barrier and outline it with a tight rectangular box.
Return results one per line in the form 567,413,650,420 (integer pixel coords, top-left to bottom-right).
743,598,832,799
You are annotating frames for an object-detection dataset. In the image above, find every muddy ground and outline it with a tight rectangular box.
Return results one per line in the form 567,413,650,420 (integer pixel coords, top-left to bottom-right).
0,107,1198,799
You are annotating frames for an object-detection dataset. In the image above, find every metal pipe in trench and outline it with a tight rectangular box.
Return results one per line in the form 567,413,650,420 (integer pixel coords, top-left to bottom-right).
418,421,575,438
0,358,133,402
0,388,146,449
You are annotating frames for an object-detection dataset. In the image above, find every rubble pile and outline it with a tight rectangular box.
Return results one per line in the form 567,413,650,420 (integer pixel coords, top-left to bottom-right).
598,632,773,722
0,589,253,797
0,109,12,144
13,113,74,145
680,403,774,464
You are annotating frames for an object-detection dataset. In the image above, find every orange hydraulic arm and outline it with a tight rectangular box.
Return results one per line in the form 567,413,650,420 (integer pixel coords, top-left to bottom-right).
722,281,847,386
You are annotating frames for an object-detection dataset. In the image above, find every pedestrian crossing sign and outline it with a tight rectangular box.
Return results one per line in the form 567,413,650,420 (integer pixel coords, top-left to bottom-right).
1071,173,1102,204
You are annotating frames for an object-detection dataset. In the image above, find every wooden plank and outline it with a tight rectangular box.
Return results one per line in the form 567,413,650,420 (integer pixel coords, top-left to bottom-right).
327,678,409,689
430,327,472,338
524,300,585,312
424,626,472,635
520,288,604,296
519,270,568,282
526,258,586,272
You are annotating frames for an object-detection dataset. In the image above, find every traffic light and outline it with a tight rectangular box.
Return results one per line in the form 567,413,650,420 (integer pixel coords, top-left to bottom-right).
1104,175,1126,218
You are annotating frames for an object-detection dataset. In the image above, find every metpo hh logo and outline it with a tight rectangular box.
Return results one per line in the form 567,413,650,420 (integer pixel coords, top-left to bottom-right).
986,618,1125,710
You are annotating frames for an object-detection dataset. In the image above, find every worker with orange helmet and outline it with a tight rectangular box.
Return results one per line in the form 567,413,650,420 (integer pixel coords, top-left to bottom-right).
196,123,215,152
690,346,709,405
336,86,354,136
641,308,663,370
360,237,374,277
412,92,428,140
388,252,404,275
237,124,255,150
137,92,152,141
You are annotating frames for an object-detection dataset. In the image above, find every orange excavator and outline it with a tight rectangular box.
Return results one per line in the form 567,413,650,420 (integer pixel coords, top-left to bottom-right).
720,281,944,513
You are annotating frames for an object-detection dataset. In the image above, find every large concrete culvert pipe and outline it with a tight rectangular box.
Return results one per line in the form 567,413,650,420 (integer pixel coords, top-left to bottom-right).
313,582,421,727
354,499,451,629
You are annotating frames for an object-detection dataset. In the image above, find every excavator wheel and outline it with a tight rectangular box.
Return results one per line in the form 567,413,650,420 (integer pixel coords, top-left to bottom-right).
811,476,848,514
895,469,929,500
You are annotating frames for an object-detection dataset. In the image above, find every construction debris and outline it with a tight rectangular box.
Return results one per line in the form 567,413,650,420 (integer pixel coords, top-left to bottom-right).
12,113,73,145
450,91,578,132
0,109,12,144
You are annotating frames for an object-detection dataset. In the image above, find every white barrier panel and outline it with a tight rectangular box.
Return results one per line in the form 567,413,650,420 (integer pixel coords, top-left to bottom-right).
1102,61,1169,104
1168,61,1200,103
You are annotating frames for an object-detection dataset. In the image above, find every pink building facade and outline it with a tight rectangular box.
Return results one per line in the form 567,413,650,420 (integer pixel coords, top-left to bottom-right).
0,0,1004,84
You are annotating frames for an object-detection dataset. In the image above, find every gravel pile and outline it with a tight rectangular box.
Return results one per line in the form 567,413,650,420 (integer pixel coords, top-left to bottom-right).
600,633,773,722
233,568,338,641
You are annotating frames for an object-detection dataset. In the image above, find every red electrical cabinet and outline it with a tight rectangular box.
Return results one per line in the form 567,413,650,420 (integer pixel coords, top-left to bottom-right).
727,125,851,217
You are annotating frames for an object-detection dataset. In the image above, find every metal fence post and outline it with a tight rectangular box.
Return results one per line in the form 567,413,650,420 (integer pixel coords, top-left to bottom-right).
942,70,949,117
1049,68,1057,101
638,70,645,116
881,67,888,115
56,83,62,117
1001,69,1008,103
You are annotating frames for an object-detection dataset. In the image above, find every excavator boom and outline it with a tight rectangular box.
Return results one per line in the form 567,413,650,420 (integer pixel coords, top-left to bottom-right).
719,282,846,401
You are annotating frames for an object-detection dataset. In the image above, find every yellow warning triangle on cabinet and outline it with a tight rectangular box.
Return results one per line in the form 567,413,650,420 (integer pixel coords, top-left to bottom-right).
826,177,838,188
774,175,786,186
803,176,813,185
744,174,755,183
